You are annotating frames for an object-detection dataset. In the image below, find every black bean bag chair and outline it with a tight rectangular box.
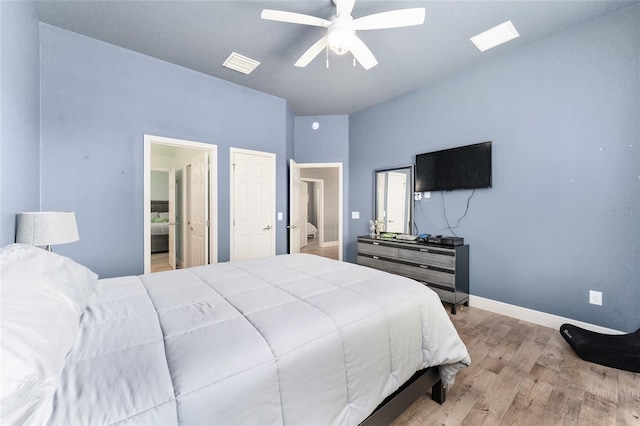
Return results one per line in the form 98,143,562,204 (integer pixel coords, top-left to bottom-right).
560,323,640,373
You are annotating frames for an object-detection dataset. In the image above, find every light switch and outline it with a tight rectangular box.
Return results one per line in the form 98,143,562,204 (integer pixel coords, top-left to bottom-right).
352,211,360,219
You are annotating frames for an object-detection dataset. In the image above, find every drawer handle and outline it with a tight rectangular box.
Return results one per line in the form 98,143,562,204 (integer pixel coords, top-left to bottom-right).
373,242,379,245
419,265,429,269
419,248,429,252
373,256,379,259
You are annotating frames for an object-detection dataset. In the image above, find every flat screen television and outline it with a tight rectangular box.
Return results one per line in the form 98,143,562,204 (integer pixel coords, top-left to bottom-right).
415,141,492,192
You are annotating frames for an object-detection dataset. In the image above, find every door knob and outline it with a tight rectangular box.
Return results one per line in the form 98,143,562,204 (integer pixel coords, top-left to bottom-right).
286,225,297,229
263,225,272,230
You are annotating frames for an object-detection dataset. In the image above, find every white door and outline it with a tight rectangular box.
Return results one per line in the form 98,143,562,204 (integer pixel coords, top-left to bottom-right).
231,149,275,260
300,181,309,249
168,168,176,269
386,171,407,233
188,152,209,267
289,159,302,253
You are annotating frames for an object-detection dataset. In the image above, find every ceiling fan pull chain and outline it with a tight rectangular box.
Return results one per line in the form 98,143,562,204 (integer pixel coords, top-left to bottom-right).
326,44,330,68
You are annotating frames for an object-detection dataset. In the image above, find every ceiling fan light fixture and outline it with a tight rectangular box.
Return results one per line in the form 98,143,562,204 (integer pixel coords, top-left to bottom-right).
328,23,355,55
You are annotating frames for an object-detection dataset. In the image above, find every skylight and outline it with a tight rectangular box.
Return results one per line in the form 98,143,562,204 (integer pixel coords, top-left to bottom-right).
470,20,519,52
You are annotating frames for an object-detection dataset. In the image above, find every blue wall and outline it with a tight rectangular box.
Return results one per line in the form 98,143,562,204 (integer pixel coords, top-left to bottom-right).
349,6,640,331
294,115,350,257
39,24,291,278
0,1,41,246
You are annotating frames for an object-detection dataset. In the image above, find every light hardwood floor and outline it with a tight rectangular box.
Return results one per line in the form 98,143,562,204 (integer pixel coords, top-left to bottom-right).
300,237,339,260
151,252,172,273
151,239,339,274
392,306,640,426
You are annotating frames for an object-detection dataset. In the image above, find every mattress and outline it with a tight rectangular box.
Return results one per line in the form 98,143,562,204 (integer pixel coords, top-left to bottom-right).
45,254,470,425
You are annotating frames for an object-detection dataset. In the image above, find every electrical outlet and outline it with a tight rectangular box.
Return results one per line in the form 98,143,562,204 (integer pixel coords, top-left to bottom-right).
589,290,602,306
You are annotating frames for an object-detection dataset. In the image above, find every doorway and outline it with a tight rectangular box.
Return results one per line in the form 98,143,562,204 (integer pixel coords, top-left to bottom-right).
289,162,342,261
143,135,218,273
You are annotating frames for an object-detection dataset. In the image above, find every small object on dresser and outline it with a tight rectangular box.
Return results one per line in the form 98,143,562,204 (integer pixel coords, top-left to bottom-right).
396,234,417,241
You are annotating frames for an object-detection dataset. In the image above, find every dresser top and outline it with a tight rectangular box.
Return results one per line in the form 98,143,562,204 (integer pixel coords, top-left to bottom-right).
358,235,468,249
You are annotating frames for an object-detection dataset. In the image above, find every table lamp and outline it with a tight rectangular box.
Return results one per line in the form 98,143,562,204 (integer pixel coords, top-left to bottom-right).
15,211,79,251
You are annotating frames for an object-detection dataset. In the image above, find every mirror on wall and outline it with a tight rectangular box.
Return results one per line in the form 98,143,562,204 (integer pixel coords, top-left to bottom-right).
374,165,414,234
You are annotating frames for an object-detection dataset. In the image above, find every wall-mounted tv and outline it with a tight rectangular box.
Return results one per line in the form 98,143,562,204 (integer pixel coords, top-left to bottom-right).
415,141,492,192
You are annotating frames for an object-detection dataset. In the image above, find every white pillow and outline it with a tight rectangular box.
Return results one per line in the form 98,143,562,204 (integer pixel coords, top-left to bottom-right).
159,212,169,219
150,211,160,219
0,244,98,425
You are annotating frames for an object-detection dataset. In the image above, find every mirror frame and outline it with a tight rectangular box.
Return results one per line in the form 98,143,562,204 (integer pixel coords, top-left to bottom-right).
374,164,414,235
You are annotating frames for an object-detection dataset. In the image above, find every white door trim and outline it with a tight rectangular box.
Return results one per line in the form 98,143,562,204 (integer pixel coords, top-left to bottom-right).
229,147,276,261
143,134,218,273
289,159,302,254
301,178,324,247
297,162,343,261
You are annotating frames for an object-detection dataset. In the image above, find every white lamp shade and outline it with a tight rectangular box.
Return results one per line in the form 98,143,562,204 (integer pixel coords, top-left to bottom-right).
16,212,79,247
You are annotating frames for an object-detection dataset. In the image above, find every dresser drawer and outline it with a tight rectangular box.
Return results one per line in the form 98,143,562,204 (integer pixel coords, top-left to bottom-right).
398,264,454,289
397,247,455,270
357,255,399,274
357,242,398,259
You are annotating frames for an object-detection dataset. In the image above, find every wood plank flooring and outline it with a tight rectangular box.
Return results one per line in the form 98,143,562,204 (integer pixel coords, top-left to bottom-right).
151,252,172,273
300,237,339,260
151,239,339,274
392,306,640,426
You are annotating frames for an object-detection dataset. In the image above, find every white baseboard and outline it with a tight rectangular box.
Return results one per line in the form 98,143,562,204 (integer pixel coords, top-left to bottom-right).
469,295,623,335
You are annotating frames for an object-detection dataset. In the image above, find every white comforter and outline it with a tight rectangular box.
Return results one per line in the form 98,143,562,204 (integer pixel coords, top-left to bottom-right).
48,254,470,425
151,221,170,235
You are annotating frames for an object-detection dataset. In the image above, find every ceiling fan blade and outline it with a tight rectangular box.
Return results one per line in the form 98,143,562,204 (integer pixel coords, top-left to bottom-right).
295,35,329,67
350,35,378,70
336,0,356,18
261,9,331,28
353,8,425,31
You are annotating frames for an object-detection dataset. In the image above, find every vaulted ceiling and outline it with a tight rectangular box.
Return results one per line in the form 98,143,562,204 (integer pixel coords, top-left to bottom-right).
35,1,635,115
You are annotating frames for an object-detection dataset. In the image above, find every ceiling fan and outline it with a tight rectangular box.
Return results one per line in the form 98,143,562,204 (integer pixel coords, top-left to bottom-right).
261,0,425,70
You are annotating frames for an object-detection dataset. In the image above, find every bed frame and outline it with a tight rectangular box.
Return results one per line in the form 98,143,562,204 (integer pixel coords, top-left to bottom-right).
360,367,444,426
151,200,169,254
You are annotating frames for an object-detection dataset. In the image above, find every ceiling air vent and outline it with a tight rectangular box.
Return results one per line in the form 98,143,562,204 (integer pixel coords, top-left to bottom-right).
223,52,260,75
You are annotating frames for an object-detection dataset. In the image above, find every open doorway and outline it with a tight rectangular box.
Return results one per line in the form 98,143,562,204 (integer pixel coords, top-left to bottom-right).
143,135,218,273
289,162,342,261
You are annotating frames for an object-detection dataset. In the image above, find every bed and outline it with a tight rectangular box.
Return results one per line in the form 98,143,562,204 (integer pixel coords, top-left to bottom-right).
0,244,471,425
151,200,169,253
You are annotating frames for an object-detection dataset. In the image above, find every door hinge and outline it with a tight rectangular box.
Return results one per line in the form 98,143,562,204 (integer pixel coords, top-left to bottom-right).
205,219,209,227
232,163,236,172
